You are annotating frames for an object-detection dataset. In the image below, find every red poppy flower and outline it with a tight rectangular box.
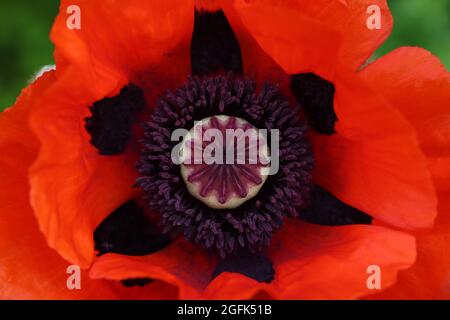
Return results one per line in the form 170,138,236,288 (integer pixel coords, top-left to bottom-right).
1,0,449,300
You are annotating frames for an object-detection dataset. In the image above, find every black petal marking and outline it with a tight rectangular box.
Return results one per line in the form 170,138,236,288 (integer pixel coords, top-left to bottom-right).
94,201,171,256
290,73,337,134
191,10,243,76
299,184,372,225
212,250,274,284
85,83,146,155
121,278,154,288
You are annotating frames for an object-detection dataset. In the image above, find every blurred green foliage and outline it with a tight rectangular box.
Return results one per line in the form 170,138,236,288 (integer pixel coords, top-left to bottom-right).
0,0,58,111
373,0,450,63
0,0,449,111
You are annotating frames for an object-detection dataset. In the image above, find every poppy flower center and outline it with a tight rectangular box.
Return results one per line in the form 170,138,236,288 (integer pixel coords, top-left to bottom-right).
137,75,314,257
179,115,269,209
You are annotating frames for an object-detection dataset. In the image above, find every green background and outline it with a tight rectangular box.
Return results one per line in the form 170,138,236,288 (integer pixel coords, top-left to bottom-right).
0,0,449,111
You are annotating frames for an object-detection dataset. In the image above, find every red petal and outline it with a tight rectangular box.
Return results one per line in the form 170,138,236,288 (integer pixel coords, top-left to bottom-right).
323,0,393,70
361,47,450,299
231,0,392,78
360,47,450,158
28,66,137,268
107,280,179,300
28,0,197,267
221,2,291,95
368,188,450,299
202,220,416,299
312,69,437,230
89,239,218,299
91,220,416,299
0,73,119,299
267,220,415,299
53,0,194,97
231,0,342,81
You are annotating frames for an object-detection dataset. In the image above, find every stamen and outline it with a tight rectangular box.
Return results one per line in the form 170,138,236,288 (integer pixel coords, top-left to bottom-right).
137,75,313,257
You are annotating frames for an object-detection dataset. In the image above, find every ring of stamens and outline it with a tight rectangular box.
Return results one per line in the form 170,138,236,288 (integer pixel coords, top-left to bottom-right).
137,75,314,257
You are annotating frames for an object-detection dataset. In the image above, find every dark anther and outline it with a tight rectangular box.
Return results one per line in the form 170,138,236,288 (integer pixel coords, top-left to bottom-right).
121,278,154,288
191,9,243,76
212,250,274,284
94,201,171,256
290,73,337,134
85,83,146,155
299,184,372,225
